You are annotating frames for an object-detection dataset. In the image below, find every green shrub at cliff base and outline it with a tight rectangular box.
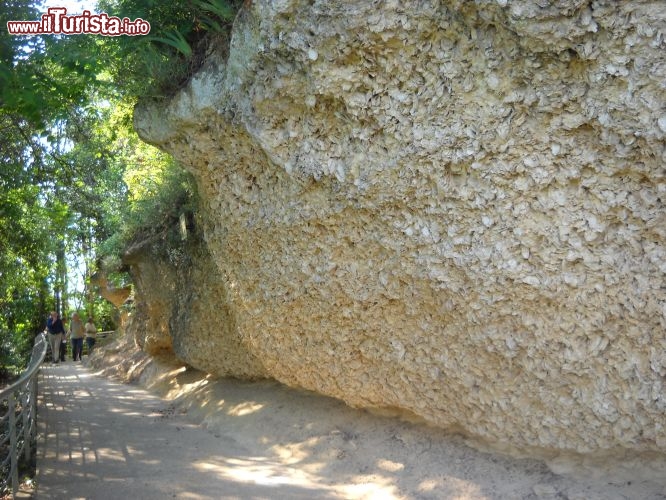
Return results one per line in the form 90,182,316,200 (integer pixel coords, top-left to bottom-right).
98,156,198,270
127,160,198,263
88,300,117,332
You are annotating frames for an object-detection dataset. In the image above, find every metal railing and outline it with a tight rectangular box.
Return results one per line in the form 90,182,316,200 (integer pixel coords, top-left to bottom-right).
92,330,116,345
0,332,47,498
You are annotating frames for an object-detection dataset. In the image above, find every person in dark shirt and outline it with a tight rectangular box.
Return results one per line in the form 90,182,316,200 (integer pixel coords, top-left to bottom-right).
46,311,66,364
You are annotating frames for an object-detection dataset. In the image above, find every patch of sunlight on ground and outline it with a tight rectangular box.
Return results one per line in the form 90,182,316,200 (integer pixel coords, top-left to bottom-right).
125,447,163,465
155,366,187,384
417,477,488,500
165,377,210,399
108,408,150,416
376,458,404,472
94,448,126,462
227,401,264,416
270,438,323,467
194,456,404,499
176,493,215,500
124,387,149,393
338,481,401,500
195,457,318,487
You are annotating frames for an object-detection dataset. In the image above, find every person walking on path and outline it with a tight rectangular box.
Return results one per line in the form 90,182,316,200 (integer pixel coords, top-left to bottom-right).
45,311,65,364
84,316,97,354
59,317,68,362
69,312,85,361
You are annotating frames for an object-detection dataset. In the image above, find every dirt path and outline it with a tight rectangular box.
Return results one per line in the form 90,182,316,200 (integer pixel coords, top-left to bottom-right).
52,340,664,500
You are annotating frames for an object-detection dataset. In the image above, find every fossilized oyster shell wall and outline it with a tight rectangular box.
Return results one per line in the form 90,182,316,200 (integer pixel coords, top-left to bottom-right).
122,234,267,379
134,0,666,457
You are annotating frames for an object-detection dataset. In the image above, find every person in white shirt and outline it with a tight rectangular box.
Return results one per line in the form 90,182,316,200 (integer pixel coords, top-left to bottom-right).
84,317,97,354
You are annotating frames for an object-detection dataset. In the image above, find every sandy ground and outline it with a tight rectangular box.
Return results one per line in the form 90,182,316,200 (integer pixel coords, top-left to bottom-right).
84,337,666,499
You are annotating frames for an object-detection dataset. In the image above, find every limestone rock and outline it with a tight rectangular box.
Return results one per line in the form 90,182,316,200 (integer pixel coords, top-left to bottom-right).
133,0,666,460
90,273,131,308
123,233,267,378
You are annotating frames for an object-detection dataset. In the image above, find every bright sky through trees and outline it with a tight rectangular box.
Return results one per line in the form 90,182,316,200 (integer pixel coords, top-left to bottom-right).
1,0,239,375
42,0,99,14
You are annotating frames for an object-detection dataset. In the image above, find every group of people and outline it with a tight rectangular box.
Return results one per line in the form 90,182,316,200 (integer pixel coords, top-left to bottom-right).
45,311,97,364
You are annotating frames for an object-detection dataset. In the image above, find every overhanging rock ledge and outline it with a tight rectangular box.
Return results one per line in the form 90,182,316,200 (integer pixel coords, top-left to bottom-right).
133,0,666,465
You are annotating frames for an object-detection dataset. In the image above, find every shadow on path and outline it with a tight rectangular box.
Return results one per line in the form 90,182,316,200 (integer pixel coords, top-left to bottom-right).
36,361,339,499
36,359,666,500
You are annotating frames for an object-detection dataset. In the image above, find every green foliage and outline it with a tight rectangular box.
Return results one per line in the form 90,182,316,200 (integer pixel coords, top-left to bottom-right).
0,4,107,129
79,99,199,269
97,0,241,97
99,155,198,269
0,0,242,372
193,0,237,32
90,300,117,331
148,29,193,57
128,161,196,241
0,99,124,372
194,0,237,21
0,327,33,381
1,0,241,121
0,110,55,374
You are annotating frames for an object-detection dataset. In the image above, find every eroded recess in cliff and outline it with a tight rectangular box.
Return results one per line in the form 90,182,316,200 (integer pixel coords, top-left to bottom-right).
131,0,666,462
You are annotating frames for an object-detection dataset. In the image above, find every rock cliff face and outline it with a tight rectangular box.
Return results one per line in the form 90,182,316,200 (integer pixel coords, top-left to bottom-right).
122,232,267,379
132,0,666,459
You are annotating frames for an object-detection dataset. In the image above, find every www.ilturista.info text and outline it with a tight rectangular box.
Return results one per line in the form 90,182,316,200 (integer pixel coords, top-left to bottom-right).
7,8,150,36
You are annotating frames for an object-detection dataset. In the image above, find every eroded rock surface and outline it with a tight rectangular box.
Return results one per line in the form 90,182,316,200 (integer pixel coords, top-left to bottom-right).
123,233,267,378
133,0,666,459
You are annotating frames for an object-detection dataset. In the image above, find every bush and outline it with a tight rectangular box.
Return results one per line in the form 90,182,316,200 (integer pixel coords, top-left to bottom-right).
97,0,241,98
98,158,198,271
